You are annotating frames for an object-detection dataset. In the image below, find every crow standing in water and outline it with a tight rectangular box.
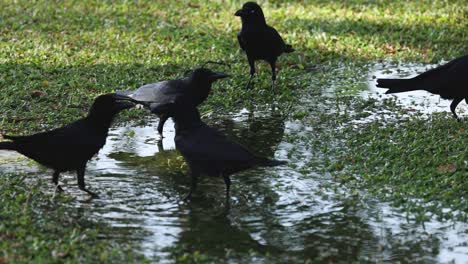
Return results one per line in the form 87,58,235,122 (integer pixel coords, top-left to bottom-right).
235,2,294,88
116,68,229,137
377,54,468,119
0,94,137,197
148,99,287,201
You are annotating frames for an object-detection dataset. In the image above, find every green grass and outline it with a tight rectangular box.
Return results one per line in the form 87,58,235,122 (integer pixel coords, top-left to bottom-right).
1,0,466,133
0,0,467,262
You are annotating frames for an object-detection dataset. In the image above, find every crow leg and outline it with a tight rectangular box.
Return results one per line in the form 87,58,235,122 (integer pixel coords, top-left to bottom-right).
223,174,231,209
245,58,255,89
157,139,164,152
77,167,98,198
450,98,463,120
246,75,254,89
223,174,231,200
52,170,63,192
184,169,199,201
269,60,277,89
157,114,169,137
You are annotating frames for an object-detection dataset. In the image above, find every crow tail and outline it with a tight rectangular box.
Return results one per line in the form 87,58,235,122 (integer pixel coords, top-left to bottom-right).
257,157,287,167
2,134,17,140
0,141,17,151
284,44,294,53
376,78,417,94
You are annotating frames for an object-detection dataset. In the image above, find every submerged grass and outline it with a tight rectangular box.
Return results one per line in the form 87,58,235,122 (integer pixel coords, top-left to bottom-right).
0,0,467,262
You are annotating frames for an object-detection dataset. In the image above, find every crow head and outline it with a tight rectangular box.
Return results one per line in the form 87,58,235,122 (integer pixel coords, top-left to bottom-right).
187,68,229,101
88,93,136,121
235,2,266,26
190,68,230,84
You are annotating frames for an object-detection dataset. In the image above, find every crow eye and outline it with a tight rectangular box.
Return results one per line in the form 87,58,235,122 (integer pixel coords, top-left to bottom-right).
251,10,255,13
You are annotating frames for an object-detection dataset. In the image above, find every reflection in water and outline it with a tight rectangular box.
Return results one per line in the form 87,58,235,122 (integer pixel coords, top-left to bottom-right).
0,110,466,263
165,202,281,262
206,109,286,157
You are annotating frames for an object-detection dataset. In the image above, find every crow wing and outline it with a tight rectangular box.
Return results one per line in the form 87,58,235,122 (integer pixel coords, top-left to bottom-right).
175,123,261,176
265,25,288,56
176,124,255,162
410,55,467,98
121,79,187,102
237,33,246,51
6,120,106,170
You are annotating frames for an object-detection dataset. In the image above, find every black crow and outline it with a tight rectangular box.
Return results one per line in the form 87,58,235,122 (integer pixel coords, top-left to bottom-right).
149,100,287,201
0,93,137,197
235,2,294,88
377,54,468,119
116,68,229,137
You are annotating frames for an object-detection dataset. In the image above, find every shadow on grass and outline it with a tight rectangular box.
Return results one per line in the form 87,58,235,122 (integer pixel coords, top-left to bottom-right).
285,16,465,53
0,62,189,133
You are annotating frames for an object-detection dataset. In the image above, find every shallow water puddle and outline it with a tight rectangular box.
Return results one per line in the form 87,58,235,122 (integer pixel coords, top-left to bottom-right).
0,110,467,262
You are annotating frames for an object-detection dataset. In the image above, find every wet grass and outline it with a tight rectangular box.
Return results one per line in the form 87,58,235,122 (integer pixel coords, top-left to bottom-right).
0,0,467,262
293,64,467,220
336,113,467,222
0,174,146,263
319,97,467,221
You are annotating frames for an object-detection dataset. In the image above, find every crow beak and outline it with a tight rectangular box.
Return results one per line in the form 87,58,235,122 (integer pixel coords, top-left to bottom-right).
235,9,245,16
111,93,139,102
111,93,138,110
115,100,135,111
113,93,149,105
210,72,230,80
121,97,152,109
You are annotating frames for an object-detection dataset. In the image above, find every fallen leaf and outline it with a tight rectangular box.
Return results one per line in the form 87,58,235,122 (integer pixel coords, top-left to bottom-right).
30,90,47,98
52,250,69,259
437,163,456,173
384,43,396,54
